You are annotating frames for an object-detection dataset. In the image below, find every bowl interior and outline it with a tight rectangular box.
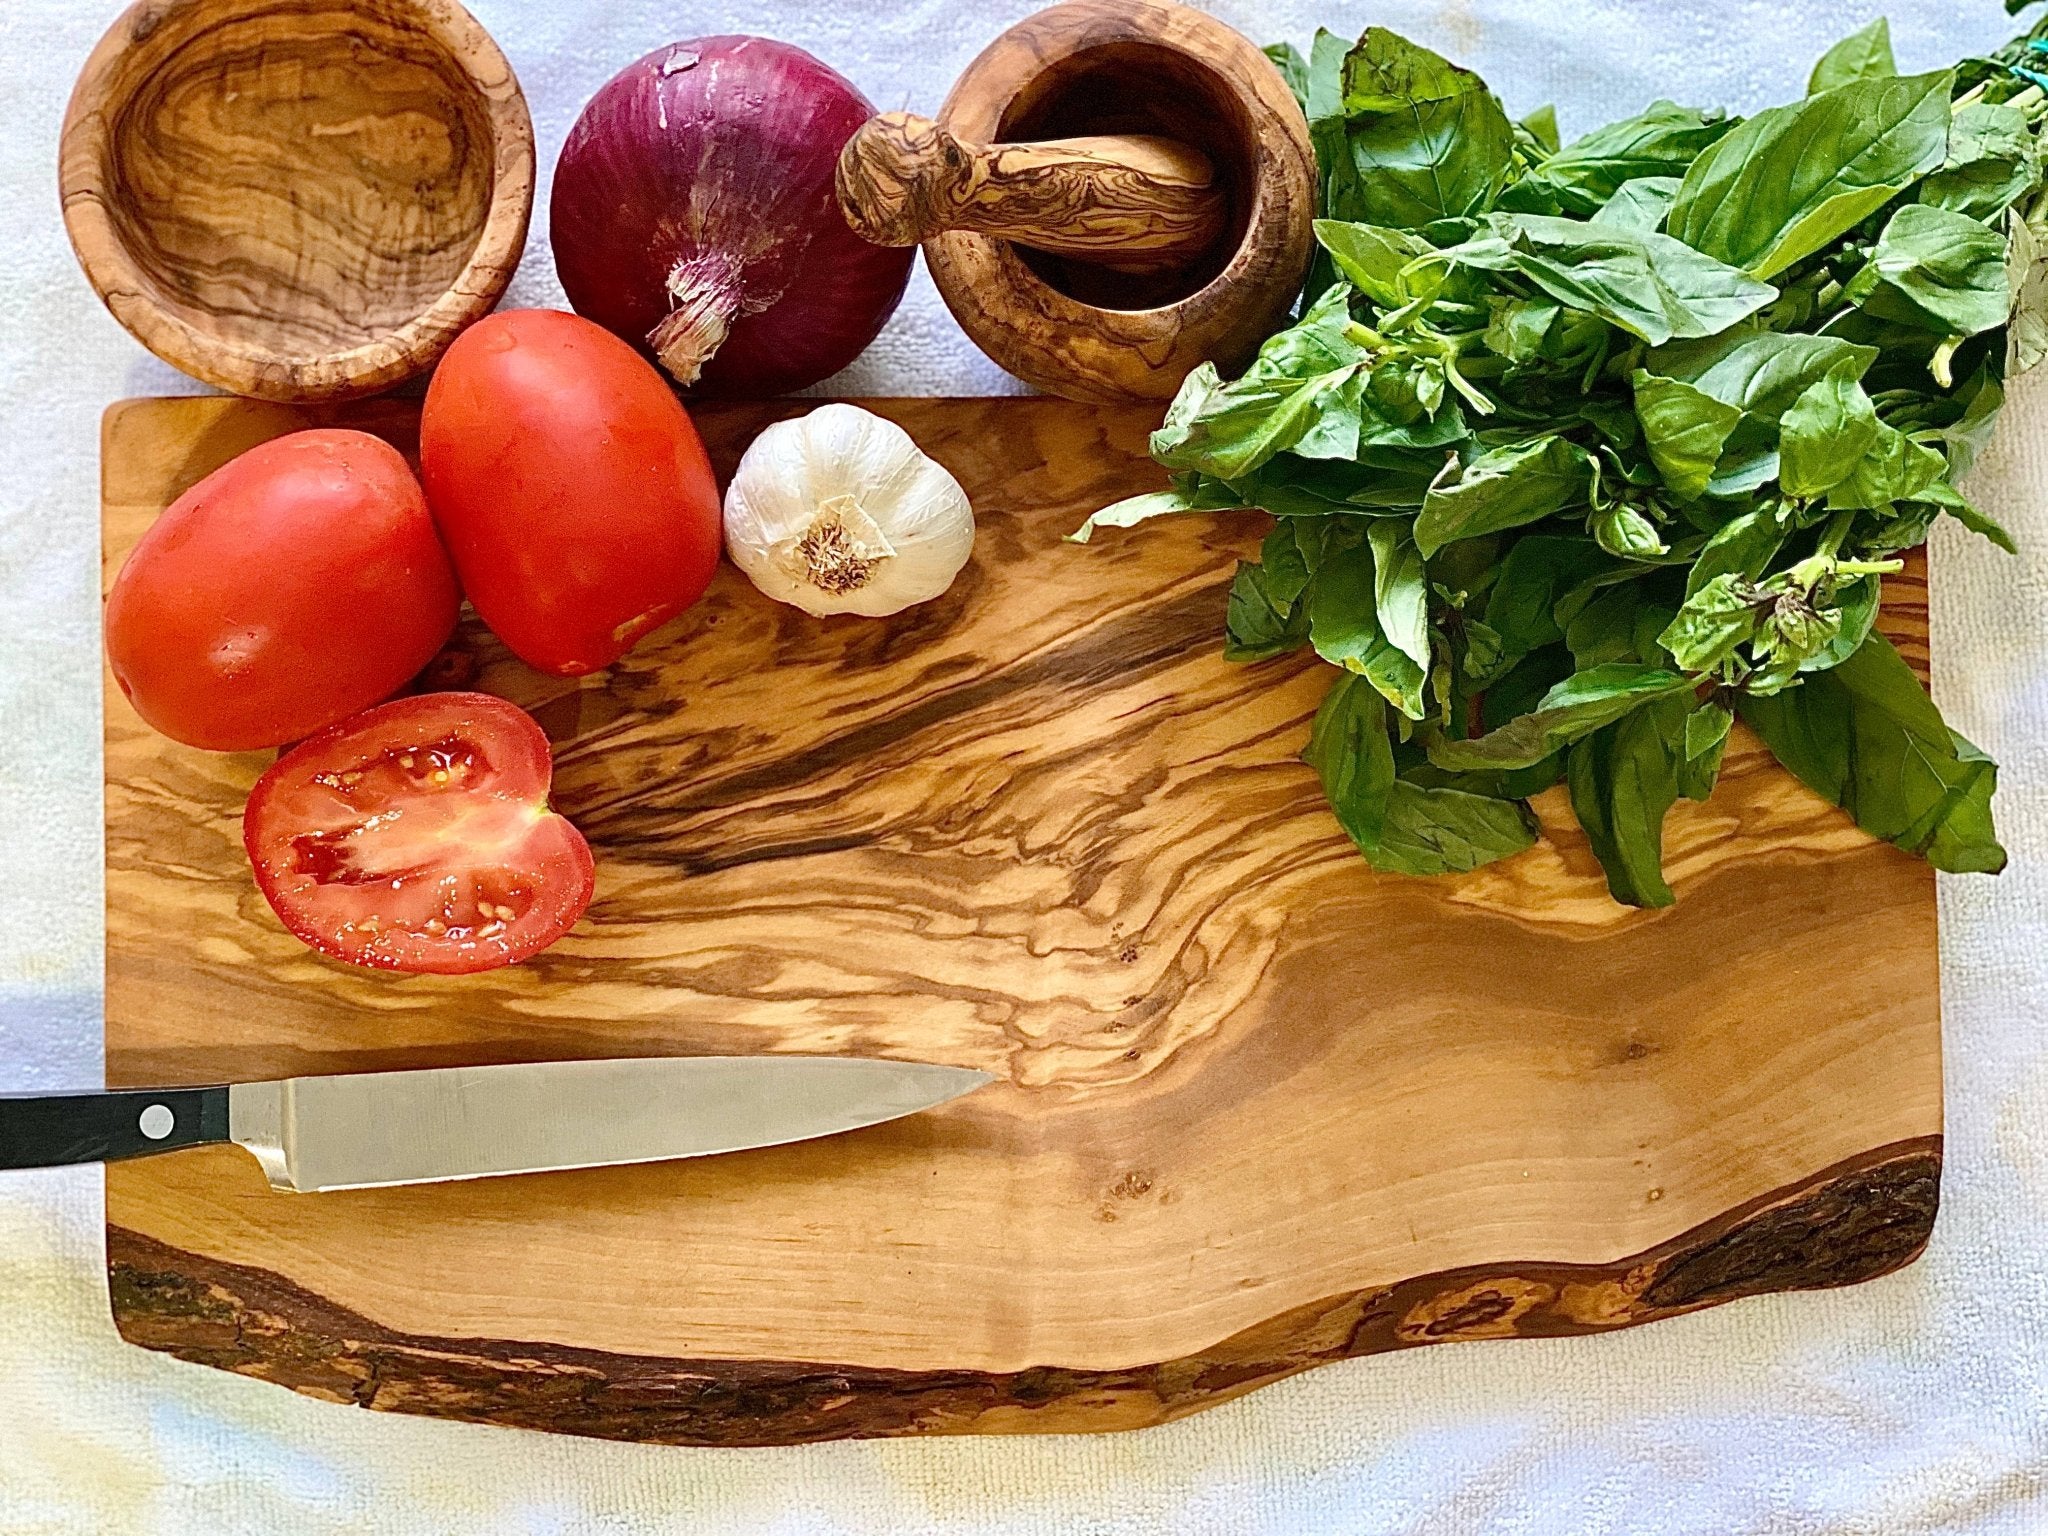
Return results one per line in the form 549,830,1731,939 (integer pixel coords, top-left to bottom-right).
994,41,1258,314
100,0,497,361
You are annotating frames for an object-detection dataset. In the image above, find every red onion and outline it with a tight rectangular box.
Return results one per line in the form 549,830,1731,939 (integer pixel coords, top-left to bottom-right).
550,37,914,397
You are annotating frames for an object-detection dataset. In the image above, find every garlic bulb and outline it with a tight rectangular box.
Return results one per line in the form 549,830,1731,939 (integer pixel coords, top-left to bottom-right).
723,404,976,617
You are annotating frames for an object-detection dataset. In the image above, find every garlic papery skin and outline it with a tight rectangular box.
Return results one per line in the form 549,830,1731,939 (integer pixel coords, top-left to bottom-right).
723,404,976,617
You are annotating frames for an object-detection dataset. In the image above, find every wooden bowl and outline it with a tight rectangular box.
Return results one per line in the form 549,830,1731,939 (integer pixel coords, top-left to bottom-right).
922,0,1315,403
59,0,534,402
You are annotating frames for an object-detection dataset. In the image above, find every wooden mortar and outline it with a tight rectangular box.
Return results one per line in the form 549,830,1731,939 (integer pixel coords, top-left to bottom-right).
60,0,533,402
836,0,1315,403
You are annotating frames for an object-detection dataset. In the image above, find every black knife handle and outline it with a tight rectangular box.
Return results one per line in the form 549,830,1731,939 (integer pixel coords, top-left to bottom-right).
0,1087,230,1171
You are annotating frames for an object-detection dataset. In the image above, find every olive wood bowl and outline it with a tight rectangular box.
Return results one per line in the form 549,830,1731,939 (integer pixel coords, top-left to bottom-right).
60,0,534,402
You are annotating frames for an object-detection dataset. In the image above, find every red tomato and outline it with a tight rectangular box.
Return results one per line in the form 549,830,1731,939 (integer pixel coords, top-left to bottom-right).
243,693,594,975
419,309,722,676
105,429,460,751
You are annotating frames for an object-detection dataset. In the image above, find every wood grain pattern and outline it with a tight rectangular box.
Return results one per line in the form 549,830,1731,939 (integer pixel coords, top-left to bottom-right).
60,0,532,401
106,1138,1939,1444
102,395,1942,1444
837,112,1227,271
917,0,1316,402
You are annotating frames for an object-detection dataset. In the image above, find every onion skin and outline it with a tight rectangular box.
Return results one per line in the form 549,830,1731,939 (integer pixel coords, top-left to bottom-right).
550,37,914,397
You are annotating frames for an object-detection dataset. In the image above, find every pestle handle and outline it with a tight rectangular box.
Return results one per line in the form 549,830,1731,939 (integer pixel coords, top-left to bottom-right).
836,111,1227,273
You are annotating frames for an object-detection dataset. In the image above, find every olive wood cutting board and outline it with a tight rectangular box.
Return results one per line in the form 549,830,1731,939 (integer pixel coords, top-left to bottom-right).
100,394,1942,1446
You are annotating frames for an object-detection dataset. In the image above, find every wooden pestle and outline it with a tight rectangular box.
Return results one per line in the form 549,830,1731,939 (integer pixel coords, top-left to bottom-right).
836,110,1227,274
836,0,1314,402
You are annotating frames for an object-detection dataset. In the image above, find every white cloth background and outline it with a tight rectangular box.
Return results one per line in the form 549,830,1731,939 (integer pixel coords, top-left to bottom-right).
2,1,2045,1531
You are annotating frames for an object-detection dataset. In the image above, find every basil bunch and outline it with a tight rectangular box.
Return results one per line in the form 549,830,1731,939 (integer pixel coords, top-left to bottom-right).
1077,13,2044,904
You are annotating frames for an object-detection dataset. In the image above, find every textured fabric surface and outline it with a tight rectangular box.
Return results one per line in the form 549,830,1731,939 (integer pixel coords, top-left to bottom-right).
3,2,2047,1531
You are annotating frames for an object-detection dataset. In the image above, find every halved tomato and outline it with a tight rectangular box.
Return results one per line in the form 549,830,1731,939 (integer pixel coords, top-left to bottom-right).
243,693,594,975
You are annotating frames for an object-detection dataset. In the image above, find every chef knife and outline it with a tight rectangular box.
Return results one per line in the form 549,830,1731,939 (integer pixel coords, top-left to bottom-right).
0,1056,992,1192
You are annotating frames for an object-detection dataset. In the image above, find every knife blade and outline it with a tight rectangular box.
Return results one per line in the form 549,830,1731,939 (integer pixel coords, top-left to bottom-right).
0,1056,993,1192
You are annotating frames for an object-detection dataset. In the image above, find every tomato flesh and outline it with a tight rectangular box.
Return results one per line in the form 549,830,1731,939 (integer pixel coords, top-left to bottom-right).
244,694,593,975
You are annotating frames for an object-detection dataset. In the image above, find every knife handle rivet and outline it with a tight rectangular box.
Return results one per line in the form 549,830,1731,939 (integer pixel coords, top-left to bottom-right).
138,1104,175,1140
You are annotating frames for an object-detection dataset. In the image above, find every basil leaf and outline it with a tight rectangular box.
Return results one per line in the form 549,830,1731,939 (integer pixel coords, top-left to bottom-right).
1308,675,1537,874
1500,101,1734,218
1520,103,1562,156
1864,499,1940,555
1368,521,1433,682
1808,17,1896,95
1305,30,1364,274
1334,28,1517,229
1649,331,1880,495
1648,330,1879,415
1941,370,2007,481
1798,573,1882,674
1564,585,1674,669
1921,100,2037,221
1303,28,1348,126
1660,573,1762,671
1449,213,1778,345
1309,542,1428,717
1828,421,1948,510
1305,672,1398,850
1656,556,1852,687
1591,502,1670,561
1150,289,1370,478
1917,480,2019,554
1679,699,1736,800
1312,219,1440,308
1580,399,1645,452
1265,40,1311,109
1370,779,1539,875
1224,521,1343,660
1462,619,1509,683
1485,297,1566,363
1592,177,1685,232
1632,370,1744,501
1068,473,1246,543
1567,693,1692,907
1416,436,1591,557
1562,588,1635,669
1224,557,1312,661
1739,633,2005,872
1471,648,1576,798
1484,535,1621,655
1686,507,1787,596
1429,662,1694,770
1293,369,1371,461
1685,700,1733,762
1919,732,2006,874
2010,208,2048,376
1779,363,1883,499
1846,203,2013,337
1236,454,1444,517
1263,520,1323,605
1667,70,1953,279
1706,449,1783,499
1069,491,1203,544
